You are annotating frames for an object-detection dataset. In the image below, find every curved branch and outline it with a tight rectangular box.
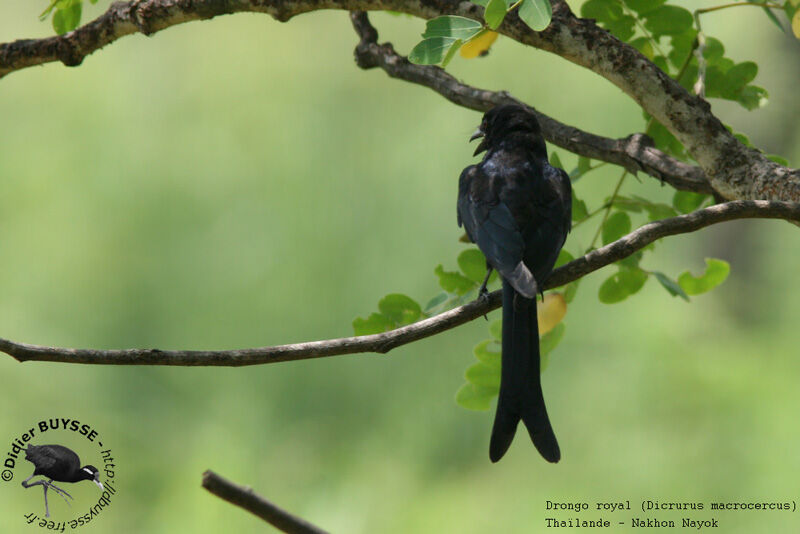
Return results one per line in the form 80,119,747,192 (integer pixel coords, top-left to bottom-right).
1,0,797,201
202,470,329,534
350,11,711,195
2,200,798,367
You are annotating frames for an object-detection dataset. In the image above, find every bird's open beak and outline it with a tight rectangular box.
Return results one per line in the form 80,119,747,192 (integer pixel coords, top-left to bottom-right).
470,128,488,156
94,479,104,491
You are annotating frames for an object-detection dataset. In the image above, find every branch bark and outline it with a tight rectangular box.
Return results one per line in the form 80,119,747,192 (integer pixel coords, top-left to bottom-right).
1,0,797,202
202,470,329,534
2,200,797,367
349,11,712,195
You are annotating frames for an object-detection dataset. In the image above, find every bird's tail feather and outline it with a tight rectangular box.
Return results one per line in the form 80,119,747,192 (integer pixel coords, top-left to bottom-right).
489,280,560,463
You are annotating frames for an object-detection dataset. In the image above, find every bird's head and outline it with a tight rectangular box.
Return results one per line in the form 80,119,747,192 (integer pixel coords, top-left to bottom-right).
81,465,104,491
470,104,546,158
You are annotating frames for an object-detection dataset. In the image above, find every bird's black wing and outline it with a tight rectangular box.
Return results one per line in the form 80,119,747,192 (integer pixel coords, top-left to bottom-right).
547,164,572,236
457,165,538,298
26,445,79,472
520,163,572,282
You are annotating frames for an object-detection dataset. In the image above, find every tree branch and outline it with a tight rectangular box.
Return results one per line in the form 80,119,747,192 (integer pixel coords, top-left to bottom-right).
202,470,329,534
1,0,797,201
2,200,798,367
349,11,712,195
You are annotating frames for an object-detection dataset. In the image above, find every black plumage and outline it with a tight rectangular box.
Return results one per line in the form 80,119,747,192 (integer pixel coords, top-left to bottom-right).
457,105,571,463
22,444,104,517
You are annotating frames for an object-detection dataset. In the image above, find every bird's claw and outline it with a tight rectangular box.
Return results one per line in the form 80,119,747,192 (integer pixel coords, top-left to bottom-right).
45,481,73,503
477,286,491,320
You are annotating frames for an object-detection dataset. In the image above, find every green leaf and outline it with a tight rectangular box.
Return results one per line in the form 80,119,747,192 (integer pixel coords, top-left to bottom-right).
577,156,591,174
540,322,565,371
423,16,484,40
424,292,449,312
631,195,678,220
441,39,463,68
629,37,655,60
378,293,421,325
518,0,553,32
489,319,502,341
540,323,565,356
409,37,459,65
618,250,643,269
484,0,508,29
647,119,686,159
353,313,395,335
563,281,579,303
555,249,574,268
465,361,501,387
571,193,589,222
455,382,498,411
609,15,637,41
643,5,693,37
761,5,784,32
732,129,754,147
652,55,670,76
668,28,698,67
581,0,622,23
435,264,475,295
678,258,730,295
40,0,60,19
602,211,631,245
458,249,488,283
549,150,563,169
702,37,725,63
653,271,690,301
613,196,643,213
725,62,759,93
581,0,636,41
673,191,708,214
623,0,665,15
52,1,82,35
473,339,501,367
767,154,789,166
737,85,769,110
598,272,629,304
618,266,648,296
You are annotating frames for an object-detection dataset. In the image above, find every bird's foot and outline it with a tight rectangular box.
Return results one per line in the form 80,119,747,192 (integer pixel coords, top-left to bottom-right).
477,286,491,321
45,481,73,503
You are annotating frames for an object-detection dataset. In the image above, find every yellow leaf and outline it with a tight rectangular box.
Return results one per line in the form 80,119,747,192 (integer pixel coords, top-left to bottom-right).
793,10,800,39
537,293,566,335
460,31,499,59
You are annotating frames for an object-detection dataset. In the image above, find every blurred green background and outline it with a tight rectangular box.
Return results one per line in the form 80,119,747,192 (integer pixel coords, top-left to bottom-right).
1,1,799,532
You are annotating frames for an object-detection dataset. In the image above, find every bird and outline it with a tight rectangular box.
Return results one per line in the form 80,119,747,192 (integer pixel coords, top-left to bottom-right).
21,444,104,518
457,104,572,463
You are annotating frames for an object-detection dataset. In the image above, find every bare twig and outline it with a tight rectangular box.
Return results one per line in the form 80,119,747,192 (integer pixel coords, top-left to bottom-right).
2,200,798,367
202,470,328,534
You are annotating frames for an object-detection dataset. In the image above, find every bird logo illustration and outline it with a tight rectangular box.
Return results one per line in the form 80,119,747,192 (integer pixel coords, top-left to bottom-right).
21,444,104,518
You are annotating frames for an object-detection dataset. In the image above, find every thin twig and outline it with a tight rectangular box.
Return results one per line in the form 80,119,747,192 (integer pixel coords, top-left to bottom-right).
2,200,799,367
695,2,783,15
588,169,628,251
202,471,329,534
